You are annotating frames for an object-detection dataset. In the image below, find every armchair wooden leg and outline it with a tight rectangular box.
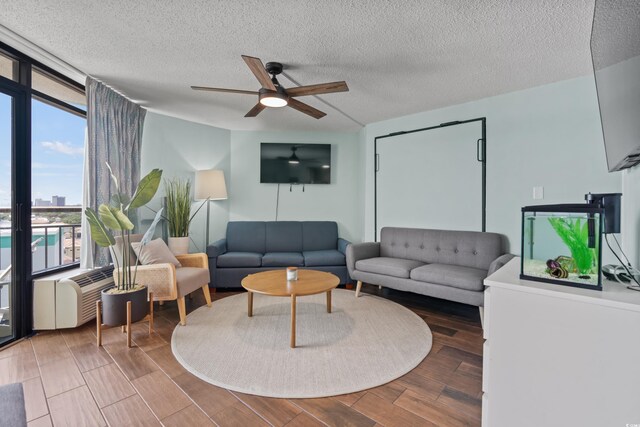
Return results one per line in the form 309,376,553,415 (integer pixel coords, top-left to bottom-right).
355,281,363,298
177,297,187,326
203,285,212,307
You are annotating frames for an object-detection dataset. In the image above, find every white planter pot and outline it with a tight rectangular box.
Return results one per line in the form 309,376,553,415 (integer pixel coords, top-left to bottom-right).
168,237,190,255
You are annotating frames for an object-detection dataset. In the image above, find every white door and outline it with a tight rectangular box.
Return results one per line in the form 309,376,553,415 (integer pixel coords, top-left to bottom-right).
376,121,484,238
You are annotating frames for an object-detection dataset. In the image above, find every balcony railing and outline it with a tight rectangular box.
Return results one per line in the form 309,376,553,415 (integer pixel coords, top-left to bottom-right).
0,206,82,273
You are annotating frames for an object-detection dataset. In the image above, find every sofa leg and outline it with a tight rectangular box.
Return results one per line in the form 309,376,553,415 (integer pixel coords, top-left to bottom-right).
355,281,362,298
479,306,484,329
345,283,354,290
378,285,382,290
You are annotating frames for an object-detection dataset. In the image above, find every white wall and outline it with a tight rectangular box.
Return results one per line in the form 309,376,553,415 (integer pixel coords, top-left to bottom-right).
229,130,362,242
362,76,622,254
140,112,231,251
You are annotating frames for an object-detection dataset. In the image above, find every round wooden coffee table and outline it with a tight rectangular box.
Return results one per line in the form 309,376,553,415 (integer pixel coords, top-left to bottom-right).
241,269,340,348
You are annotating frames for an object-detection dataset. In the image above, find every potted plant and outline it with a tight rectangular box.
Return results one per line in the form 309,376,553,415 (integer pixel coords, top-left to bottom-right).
164,177,205,255
85,165,163,326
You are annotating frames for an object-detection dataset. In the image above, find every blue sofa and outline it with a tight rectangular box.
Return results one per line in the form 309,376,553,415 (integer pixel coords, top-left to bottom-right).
206,221,351,288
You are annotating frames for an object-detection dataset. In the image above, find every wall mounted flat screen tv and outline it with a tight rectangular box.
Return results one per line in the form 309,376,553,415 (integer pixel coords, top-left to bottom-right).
260,143,331,184
591,0,640,172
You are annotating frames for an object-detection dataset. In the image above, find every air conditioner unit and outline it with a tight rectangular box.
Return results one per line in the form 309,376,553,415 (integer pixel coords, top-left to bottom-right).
33,265,114,330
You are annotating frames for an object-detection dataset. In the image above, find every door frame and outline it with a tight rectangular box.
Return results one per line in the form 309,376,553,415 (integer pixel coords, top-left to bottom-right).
373,117,487,240
0,58,33,343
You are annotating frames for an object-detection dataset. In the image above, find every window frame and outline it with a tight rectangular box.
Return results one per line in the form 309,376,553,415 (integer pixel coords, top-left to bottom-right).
0,42,86,342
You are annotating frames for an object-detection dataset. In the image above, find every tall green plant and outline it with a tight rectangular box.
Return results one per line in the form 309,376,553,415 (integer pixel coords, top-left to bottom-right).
164,177,205,238
85,164,163,292
548,217,596,274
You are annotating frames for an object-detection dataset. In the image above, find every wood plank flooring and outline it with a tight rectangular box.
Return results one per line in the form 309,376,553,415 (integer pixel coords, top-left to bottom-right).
0,284,483,426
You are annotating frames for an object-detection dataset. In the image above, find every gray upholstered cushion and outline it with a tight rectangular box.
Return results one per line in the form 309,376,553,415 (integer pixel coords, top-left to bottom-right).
379,227,502,270
302,222,338,251
111,234,142,266
303,249,346,267
131,238,182,268
217,252,262,267
410,263,488,291
175,267,210,297
262,252,304,267
227,222,266,253
355,257,425,279
266,222,303,252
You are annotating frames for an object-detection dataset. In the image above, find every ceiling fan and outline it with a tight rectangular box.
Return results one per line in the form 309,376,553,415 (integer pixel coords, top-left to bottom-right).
191,55,349,119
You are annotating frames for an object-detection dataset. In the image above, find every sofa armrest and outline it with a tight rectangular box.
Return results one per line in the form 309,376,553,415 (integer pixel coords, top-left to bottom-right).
337,238,351,254
206,238,227,258
176,253,208,269
346,242,381,274
488,254,515,276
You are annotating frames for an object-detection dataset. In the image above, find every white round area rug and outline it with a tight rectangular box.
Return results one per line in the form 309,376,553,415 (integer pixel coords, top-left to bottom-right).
171,289,432,398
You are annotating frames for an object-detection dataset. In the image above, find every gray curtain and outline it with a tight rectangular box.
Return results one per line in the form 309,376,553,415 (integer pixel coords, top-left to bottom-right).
80,77,146,268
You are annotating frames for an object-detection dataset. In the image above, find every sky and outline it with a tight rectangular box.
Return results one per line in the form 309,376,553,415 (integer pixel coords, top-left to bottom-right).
0,94,85,207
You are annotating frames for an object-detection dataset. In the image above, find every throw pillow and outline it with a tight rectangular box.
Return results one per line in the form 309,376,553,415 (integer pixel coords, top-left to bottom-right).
131,238,182,268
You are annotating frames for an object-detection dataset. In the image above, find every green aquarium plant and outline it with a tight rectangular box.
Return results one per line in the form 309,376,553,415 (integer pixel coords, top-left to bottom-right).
548,217,597,275
85,164,163,292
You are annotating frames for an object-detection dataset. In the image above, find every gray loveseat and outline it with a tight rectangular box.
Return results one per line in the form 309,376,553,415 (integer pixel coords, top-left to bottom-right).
347,227,513,311
207,221,351,288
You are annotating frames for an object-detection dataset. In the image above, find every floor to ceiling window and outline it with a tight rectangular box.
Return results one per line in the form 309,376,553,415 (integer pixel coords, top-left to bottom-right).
0,43,85,346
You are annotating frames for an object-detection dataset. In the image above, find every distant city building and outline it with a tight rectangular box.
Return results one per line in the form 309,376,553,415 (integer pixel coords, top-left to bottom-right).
52,196,65,206
34,198,51,207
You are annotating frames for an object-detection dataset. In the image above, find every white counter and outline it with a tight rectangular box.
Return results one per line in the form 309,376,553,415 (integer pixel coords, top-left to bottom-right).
482,257,640,427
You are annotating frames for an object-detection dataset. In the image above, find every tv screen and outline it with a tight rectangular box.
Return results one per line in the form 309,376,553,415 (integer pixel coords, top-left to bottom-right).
260,143,331,184
591,0,640,172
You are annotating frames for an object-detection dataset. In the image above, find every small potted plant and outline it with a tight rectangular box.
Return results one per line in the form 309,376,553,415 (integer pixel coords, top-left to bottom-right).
85,165,163,326
164,177,205,255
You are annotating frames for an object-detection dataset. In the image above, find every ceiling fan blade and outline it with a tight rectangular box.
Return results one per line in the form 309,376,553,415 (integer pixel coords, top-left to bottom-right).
191,86,257,95
287,98,326,119
241,55,277,91
245,103,267,117
286,81,349,97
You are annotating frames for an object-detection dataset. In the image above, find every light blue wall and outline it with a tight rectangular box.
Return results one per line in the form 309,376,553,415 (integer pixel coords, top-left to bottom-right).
139,75,628,262
140,112,231,251
361,75,622,254
229,130,362,242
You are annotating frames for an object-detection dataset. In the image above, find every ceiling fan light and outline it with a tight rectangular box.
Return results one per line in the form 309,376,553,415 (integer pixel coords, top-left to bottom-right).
288,153,300,164
259,88,288,108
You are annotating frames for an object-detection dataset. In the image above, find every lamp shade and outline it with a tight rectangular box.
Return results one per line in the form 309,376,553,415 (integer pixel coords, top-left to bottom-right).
194,169,228,200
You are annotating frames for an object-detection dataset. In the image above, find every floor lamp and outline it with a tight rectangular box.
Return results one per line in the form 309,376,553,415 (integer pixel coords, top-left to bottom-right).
194,170,228,249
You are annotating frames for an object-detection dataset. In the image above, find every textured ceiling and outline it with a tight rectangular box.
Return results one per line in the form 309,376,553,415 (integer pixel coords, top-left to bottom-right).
0,0,597,132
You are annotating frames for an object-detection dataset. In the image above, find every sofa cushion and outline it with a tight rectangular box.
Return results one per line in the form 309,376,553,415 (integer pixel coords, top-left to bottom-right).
379,227,502,270
303,249,345,267
227,222,266,253
410,263,488,291
302,222,338,251
217,252,262,268
262,252,304,267
266,222,303,252
355,257,425,279
175,267,210,297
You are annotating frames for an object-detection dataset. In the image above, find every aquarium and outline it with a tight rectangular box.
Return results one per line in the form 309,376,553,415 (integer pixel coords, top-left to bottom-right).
521,204,603,290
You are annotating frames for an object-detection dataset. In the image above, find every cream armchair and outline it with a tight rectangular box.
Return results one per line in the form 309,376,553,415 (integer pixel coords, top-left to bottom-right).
113,235,211,326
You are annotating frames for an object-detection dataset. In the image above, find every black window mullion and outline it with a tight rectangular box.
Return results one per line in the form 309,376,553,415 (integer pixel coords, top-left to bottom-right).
11,59,33,338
